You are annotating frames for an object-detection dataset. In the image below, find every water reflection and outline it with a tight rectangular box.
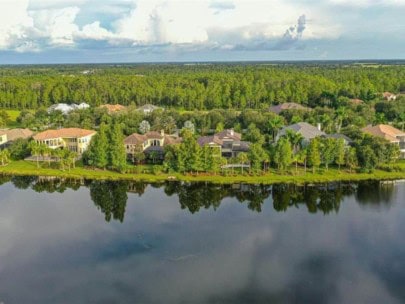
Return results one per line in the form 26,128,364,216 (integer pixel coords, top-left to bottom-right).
0,175,404,304
0,175,399,222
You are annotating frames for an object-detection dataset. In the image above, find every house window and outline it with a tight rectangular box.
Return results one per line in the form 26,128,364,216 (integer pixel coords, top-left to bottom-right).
151,139,160,146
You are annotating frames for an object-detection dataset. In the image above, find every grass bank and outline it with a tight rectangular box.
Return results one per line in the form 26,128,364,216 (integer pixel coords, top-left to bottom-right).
1,160,405,184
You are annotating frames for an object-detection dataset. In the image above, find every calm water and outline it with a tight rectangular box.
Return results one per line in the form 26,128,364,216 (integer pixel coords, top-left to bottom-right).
0,176,404,304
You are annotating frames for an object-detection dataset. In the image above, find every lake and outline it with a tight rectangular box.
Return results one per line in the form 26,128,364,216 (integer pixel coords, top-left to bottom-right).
0,176,404,304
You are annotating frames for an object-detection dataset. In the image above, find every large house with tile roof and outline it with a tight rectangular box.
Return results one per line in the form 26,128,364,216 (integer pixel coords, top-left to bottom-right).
362,124,405,158
197,129,250,158
33,128,96,154
124,130,181,162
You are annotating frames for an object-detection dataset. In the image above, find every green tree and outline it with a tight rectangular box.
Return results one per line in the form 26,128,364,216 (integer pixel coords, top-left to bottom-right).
321,137,336,170
236,152,249,174
108,123,127,172
335,138,345,170
274,137,293,172
345,147,358,173
248,143,268,173
307,138,321,173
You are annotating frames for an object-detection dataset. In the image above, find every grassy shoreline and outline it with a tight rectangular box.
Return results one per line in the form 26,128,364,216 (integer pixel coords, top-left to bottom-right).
1,160,404,184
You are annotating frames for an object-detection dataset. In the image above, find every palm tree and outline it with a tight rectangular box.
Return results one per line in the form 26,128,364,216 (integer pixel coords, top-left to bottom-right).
267,116,284,142
149,151,159,164
285,130,304,154
334,107,347,133
28,141,41,168
236,152,249,174
0,149,10,166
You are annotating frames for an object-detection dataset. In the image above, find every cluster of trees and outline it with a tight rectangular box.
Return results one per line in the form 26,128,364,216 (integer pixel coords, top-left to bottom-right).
28,141,77,170
83,122,127,172
0,64,404,110
162,130,269,174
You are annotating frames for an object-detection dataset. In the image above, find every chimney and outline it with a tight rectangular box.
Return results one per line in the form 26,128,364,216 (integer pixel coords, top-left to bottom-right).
317,123,322,131
160,129,165,136
230,129,234,136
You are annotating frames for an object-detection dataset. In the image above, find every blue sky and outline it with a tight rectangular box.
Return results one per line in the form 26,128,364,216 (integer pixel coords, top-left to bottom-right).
0,0,404,64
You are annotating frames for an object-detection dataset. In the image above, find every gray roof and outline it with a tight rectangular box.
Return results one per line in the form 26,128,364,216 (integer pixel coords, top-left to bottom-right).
325,133,353,143
279,122,326,140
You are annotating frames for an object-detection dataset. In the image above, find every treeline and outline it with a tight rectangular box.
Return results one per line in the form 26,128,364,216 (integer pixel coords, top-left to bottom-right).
0,64,404,110
1,175,393,218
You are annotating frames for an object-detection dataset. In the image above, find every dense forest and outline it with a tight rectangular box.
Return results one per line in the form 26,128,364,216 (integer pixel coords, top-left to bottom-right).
0,63,404,110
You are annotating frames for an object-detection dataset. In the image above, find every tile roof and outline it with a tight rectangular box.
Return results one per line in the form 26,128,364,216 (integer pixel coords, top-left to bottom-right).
0,128,33,141
362,124,404,142
99,104,127,113
269,102,310,114
197,135,223,146
33,128,96,140
124,131,181,146
215,129,242,141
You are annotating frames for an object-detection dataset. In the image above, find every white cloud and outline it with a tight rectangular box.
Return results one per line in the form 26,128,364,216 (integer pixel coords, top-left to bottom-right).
0,0,400,54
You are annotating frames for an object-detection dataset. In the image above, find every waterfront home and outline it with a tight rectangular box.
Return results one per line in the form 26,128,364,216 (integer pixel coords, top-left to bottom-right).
276,122,325,146
136,104,162,115
269,102,311,114
0,128,33,148
33,128,96,154
99,104,127,114
197,129,250,158
382,92,397,101
124,130,181,162
362,124,405,158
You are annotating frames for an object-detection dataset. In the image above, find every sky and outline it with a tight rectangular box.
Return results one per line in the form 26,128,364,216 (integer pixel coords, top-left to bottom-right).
0,0,404,64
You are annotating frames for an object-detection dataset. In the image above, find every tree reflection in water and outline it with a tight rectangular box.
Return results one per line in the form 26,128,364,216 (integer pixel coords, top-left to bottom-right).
0,175,398,222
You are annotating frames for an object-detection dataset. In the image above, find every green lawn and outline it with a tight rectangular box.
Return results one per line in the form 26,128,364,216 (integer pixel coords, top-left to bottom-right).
1,160,404,185
1,109,22,127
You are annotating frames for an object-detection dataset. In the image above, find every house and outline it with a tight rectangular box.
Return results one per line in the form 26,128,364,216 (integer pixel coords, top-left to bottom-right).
124,130,181,162
33,128,96,155
99,104,127,114
269,102,311,114
0,128,33,148
47,103,90,114
197,129,250,158
276,122,326,146
382,92,397,101
136,104,162,115
0,131,7,148
362,124,405,158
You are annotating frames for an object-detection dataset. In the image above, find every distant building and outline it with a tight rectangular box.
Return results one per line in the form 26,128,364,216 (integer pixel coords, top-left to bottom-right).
382,92,397,101
269,102,311,114
33,128,96,155
0,128,33,148
99,104,127,114
197,129,250,158
362,124,405,158
136,104,162,115
276,122,325,146
47,103,90,115
124,130,181,162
